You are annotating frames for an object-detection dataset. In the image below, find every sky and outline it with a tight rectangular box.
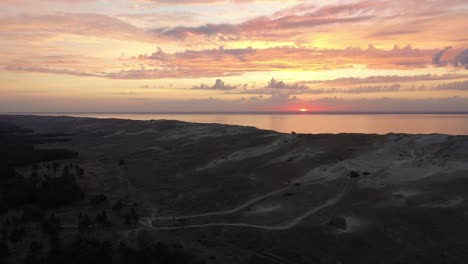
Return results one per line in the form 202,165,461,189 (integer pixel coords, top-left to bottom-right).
1,0,468,113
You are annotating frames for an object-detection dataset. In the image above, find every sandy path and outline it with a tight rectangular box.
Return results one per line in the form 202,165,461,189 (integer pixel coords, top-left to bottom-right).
139,175,350,231
149,186,291,221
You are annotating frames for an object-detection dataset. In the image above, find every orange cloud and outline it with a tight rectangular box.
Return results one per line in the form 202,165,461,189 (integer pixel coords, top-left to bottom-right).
299,74,468,86
114,46,465,79
0,13,153,43
154,0,468,48
4,46,467,79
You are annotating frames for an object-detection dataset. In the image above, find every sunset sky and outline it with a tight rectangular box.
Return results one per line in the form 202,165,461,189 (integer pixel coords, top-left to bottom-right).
1,0,468,112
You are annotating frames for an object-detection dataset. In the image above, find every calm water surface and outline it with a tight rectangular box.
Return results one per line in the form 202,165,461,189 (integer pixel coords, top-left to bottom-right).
36,113,468,135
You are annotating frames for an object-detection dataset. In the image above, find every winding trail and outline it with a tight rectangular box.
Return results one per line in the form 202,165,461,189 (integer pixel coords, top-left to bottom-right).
139,175,350,231
151,186,290,221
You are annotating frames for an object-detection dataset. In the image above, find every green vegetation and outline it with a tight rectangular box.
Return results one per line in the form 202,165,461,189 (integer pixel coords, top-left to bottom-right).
0,121,204,264
0,122,82,212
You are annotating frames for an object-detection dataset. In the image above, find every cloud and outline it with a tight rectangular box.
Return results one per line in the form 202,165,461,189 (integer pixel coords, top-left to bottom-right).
432,47,452,65
155,0,410,42
340,84,401,94
370,30,421,38
2,0,467,54
140,0,293,4
230,78,404,96
271,2,316,18
240,83,402,95
1,54,113,78
0,13,153,43
115,12,198,28
1,0,95,4
154,0,467,43
2,0,467,48
453,49,468,69
430,80,468,91
301,74,468,86
230,78,309,95
431,48,468,69
5,45,466,79
160,7,375,40
192,79,238,90
266,78,308,90
141,0,222,3
235,79,468,96
3,65,103,77
119,45,444,79
1,0,467,82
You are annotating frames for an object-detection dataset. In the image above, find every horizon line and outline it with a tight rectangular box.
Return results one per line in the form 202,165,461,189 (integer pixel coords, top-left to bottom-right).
2,111,468,115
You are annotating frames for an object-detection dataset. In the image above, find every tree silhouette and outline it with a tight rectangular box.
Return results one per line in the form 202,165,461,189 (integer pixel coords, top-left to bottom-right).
94,210,112,228
0,241,9,258
78,214,92,233
90,194,108,208
111,199,125,215
24,241,44,264
42,214,61,236
62,165,70,177
52,162,59,172
9,226,26,245
123,213,133,225
130,208,139,223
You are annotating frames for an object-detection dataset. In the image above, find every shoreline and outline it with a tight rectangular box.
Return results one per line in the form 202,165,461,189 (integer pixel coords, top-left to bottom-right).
2,114,468,136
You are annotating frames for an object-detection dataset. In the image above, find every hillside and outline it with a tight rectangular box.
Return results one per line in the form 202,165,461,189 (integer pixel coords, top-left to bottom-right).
1,115,468,264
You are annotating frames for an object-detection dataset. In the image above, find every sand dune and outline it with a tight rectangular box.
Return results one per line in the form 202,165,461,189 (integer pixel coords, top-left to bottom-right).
3,115,468,264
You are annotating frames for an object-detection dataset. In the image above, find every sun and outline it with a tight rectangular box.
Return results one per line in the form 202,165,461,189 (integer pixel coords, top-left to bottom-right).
299,108,308,112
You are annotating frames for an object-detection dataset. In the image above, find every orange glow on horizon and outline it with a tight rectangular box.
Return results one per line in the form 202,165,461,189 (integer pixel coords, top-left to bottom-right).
299,108,308,112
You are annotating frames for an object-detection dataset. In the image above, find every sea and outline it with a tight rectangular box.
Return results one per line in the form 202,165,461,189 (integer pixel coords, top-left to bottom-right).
28,113,468,135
